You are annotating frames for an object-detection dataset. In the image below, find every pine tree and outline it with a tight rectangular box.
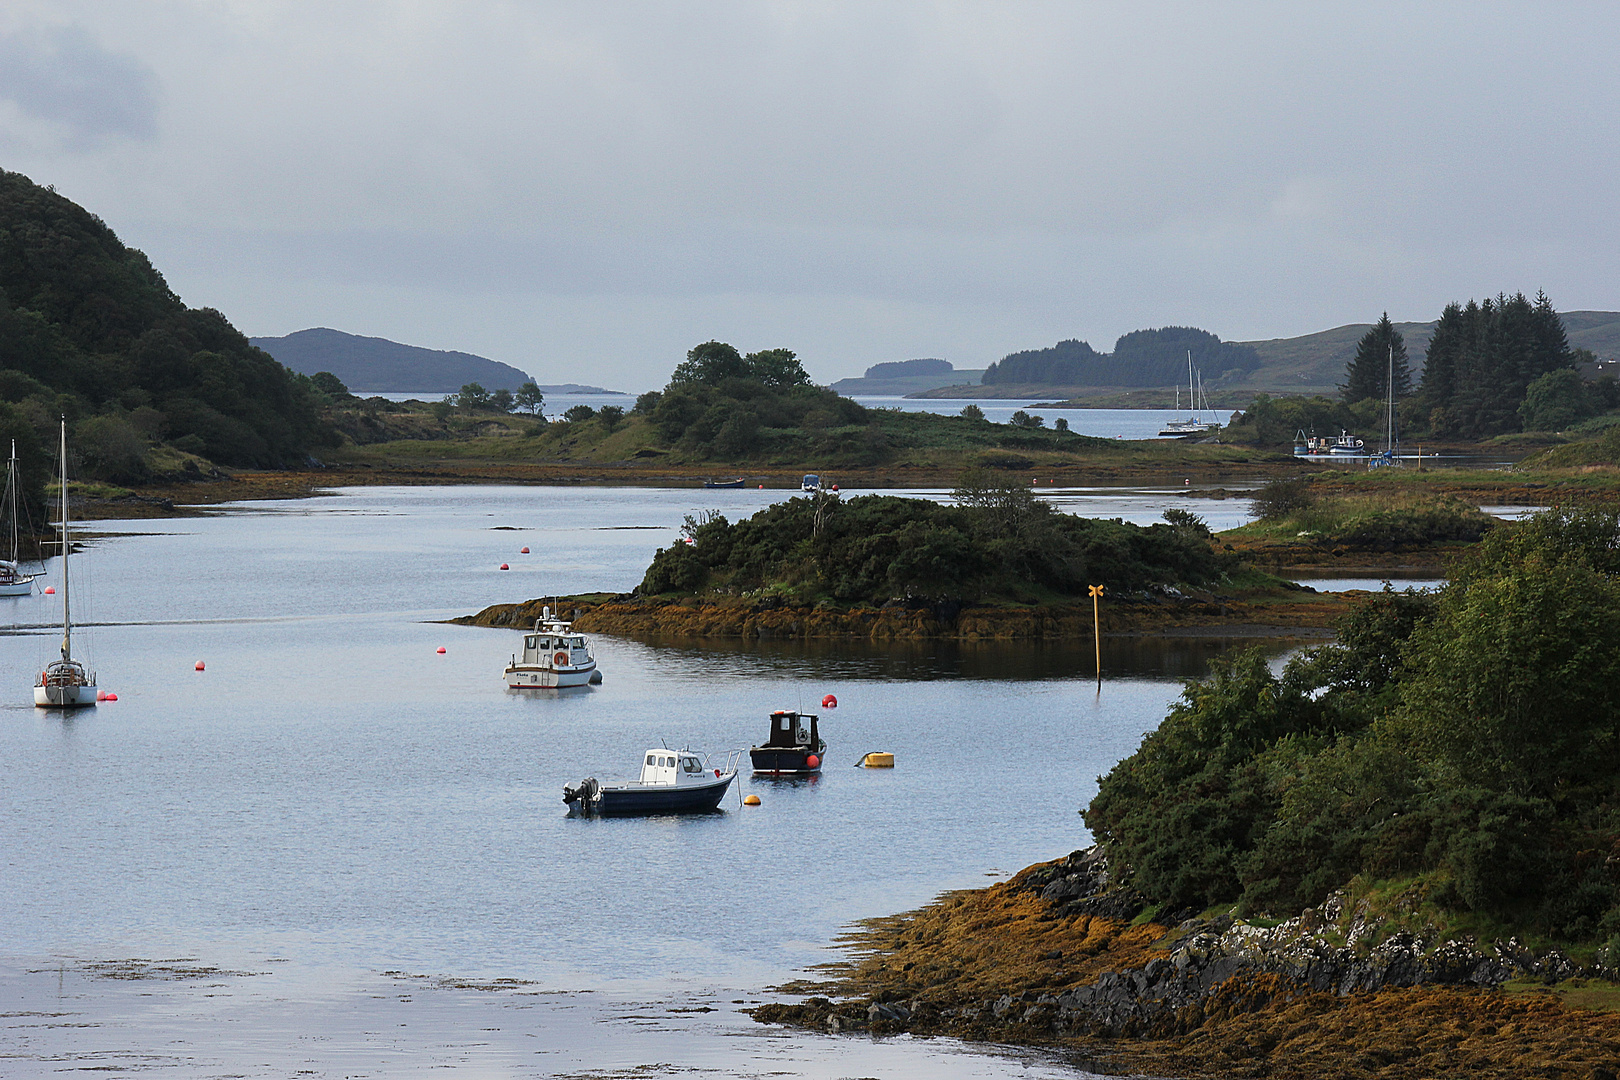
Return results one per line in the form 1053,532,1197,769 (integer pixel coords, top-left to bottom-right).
1341,313,1411,404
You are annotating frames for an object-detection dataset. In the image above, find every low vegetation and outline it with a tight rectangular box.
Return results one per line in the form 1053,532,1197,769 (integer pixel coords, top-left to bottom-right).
639,474,1230,606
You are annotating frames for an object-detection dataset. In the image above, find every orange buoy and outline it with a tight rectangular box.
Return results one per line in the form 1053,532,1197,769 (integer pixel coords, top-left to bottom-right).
520,546,530,554
500,563,510,570
436,646,447,654
194,661,205,671
806,754,820,769
822,693,837,709
743,794,761,806
104,692,117,701
758,484,764,489
44,585,55,594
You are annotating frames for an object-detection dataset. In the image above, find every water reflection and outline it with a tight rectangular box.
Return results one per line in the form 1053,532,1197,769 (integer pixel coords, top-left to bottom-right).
609,632,1305,681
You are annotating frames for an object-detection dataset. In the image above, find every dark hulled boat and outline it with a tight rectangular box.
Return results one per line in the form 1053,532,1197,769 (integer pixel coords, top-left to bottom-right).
749,710,825,775
564,748,737,816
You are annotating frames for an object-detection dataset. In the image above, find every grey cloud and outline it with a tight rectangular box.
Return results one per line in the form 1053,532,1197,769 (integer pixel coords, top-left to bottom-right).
0,24,159,145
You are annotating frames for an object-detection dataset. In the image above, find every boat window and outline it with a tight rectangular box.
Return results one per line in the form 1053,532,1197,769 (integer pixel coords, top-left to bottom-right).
682,757,702,773
779,716,791,731
525,636,538,648
537,638,551,649
571,637,584,647
646,754,657,766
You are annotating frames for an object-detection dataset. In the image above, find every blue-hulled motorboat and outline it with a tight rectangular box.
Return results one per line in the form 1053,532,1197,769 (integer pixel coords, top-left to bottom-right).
564,748,739,815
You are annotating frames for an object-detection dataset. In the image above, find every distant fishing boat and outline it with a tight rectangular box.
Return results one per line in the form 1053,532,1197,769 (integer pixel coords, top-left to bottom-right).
35,420,97,708
1327,431,1366,456
801,473,822,492
702,477,746,489
504,605,600,689
749,709,825,775
1,440,36,597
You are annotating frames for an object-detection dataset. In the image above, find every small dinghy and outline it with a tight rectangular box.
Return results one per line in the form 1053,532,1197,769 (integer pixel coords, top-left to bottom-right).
564,748,740,816
749,709,825,775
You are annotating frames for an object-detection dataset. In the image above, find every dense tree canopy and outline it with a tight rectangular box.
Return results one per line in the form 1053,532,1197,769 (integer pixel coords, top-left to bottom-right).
1419,292,1574,437
1340,312,1411,405
983,327,1261,387
1086,507,1620,942
0,169,333,493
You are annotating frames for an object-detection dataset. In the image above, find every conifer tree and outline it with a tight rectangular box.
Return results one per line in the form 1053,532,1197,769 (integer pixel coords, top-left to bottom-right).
1341,313,1411,404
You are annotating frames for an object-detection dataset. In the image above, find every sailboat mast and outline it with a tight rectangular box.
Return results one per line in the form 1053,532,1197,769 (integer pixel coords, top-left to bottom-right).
58,419,70,663
6,440,16,569
1386,343,1395,456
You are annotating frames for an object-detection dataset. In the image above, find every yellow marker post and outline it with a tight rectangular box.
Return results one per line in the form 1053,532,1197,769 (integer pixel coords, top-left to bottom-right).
1088,584,1104,681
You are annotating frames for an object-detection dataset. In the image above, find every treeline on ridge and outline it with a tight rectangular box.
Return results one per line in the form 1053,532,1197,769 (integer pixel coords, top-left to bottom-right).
0,169,334,503
1085,507,1620,950
1227,291,1612,443
983,327,1262,388
639,475,1226,604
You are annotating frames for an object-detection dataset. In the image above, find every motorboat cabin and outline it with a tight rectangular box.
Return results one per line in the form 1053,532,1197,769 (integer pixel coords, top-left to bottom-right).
505,606,600,689
801,474,821,492
749,709,825,775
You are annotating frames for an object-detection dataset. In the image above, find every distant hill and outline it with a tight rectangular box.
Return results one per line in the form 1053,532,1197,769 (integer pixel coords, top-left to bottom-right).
830,358,985,396
984,328,1262,388
252,328,538,393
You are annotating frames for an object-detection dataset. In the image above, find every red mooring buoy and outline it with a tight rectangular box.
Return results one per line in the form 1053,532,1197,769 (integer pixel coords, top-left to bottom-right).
520,546,530,553
44,585,55,594
500,563,510,570
194,661,205,671
105,692,117,701
436,646,447,654
806,754,821,769
822,693,838,709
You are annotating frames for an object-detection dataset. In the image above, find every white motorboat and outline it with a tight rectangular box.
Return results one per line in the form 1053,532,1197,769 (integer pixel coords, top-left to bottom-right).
504,605,600,688
1327,430,1366,455
35,421,96,708
801,473,822,492
564,747,741,815
1,440,36,596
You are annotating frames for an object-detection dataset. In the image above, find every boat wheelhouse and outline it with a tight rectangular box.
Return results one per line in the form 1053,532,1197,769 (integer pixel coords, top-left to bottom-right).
563,748,739,815
505,606,600,689
801,474,821,492
749,709,825,775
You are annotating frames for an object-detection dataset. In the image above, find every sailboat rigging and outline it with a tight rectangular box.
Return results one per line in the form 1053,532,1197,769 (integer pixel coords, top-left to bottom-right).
34,420,97,708
1,440,36,596
1158,351,1218,437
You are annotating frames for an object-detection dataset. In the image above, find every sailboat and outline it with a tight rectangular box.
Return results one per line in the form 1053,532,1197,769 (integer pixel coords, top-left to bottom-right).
34,420,96,708
1368,343,1400,468
1,440,36,596
1158,351,1218,437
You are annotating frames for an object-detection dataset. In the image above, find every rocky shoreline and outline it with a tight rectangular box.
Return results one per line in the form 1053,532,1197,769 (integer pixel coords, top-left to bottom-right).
451,590,1355,641
751,848,1620,1078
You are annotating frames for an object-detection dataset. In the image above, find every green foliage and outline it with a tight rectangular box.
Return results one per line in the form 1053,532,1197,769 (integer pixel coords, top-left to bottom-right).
1223,393,1360,446
75,415,149,483
1341,312,1412,405
0,169,331,477
489,387,513,413
598,404,625,432
454,382,492,410
1010,410,1043,429
1251,478,1316,520
983,327,1260,387
959,404,985,421
1519,368,1599,432
1419,292,1574,438
310,371,351,399
637,485,1227,605
1088,507,1620,938
562,404,596,423
515,381,544,416
668,341,811,389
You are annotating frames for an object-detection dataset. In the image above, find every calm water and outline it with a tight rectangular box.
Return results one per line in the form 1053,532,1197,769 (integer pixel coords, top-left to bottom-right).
0,485,1298,1075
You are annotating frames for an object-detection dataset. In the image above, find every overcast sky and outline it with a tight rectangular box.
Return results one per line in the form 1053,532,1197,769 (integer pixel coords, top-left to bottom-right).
2,2,1616,390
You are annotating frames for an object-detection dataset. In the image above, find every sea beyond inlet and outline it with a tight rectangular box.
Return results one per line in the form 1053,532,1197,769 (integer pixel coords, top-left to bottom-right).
0,484,1344,1076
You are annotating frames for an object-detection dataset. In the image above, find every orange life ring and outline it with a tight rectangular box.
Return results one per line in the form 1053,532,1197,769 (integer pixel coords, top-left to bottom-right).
553,651,570,666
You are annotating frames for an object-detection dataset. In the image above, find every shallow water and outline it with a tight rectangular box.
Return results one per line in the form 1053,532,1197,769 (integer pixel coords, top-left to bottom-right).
0,485,1296,1074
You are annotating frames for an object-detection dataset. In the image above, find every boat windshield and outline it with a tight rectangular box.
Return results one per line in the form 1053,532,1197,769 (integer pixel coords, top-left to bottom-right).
681,757,704,773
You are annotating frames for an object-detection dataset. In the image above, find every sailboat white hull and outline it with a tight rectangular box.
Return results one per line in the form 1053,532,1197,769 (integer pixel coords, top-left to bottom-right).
0,577,33,596
35,682,97,707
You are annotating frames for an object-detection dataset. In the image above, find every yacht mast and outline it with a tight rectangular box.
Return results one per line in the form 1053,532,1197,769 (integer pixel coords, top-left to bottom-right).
58,419,71,663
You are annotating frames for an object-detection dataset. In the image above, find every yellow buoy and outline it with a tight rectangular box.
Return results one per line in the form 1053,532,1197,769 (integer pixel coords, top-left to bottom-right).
743,794,761,806
860,752,895,768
